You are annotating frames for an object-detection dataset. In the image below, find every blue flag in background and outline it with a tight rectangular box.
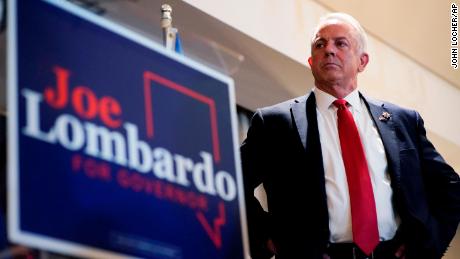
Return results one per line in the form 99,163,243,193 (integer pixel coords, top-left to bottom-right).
175,31,183,54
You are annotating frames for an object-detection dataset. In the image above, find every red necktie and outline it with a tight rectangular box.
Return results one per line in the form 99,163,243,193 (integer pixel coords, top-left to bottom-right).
333,99,379,255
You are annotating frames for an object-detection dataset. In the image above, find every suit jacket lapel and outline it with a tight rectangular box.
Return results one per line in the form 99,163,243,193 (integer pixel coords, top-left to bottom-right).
361,94,401,181
292,92,330,244
291,93,310,151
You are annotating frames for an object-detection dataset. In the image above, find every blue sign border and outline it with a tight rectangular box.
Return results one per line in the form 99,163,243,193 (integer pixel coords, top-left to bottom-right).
7,0,249,258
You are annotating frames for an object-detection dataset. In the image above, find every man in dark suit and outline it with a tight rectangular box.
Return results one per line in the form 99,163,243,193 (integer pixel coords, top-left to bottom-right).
241,13,460,259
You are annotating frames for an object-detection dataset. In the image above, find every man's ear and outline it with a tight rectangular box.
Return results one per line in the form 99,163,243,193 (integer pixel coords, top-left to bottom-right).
308,57,313,67
358,53,369,72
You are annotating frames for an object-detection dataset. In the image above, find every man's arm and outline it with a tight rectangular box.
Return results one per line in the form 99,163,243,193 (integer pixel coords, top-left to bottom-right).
240,110,274,259
415,111,460,256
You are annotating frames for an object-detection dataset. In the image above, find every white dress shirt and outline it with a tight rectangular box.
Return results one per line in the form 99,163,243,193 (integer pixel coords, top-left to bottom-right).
313,88,399,243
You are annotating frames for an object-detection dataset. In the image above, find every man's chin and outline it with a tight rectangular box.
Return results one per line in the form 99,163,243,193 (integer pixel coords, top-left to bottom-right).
322,72,342,80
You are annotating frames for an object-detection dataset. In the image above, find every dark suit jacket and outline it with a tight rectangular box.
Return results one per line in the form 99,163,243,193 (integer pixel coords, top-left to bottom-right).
241,92,460,259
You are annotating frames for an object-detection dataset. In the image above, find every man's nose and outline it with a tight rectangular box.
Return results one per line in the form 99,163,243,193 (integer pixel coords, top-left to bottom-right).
324,42,336,56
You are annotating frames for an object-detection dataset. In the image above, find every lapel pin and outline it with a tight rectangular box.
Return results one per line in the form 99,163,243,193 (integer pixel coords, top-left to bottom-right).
379,111,391,121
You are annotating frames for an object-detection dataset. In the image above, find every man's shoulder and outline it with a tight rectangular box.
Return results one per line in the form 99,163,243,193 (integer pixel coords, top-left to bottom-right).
363,94,417,116
363,95,421,129
257,94,308,116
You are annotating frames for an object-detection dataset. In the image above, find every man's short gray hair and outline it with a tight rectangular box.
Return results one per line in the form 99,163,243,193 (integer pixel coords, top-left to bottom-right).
311,13,368,54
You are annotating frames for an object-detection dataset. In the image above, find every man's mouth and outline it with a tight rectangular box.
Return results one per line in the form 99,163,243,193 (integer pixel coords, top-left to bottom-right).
322,62,340,69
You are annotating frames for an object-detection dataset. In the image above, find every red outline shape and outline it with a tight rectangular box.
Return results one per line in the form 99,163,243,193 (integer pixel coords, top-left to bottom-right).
196,201,226,249
143,71,221,163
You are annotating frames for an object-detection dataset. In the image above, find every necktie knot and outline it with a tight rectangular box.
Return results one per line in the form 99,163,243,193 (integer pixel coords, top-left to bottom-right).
333,99,348,110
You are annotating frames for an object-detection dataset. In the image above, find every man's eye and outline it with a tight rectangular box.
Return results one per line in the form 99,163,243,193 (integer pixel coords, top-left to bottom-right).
315,43,324,48
337,41,348,47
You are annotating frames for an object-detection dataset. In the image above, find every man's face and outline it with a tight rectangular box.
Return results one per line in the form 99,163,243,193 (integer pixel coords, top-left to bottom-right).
308,22,368,87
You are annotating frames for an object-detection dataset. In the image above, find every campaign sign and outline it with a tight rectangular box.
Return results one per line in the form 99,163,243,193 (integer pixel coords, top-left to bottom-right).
7,0,249,258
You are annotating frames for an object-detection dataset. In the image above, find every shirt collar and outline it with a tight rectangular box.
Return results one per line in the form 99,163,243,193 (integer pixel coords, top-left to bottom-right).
313,87,362,113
